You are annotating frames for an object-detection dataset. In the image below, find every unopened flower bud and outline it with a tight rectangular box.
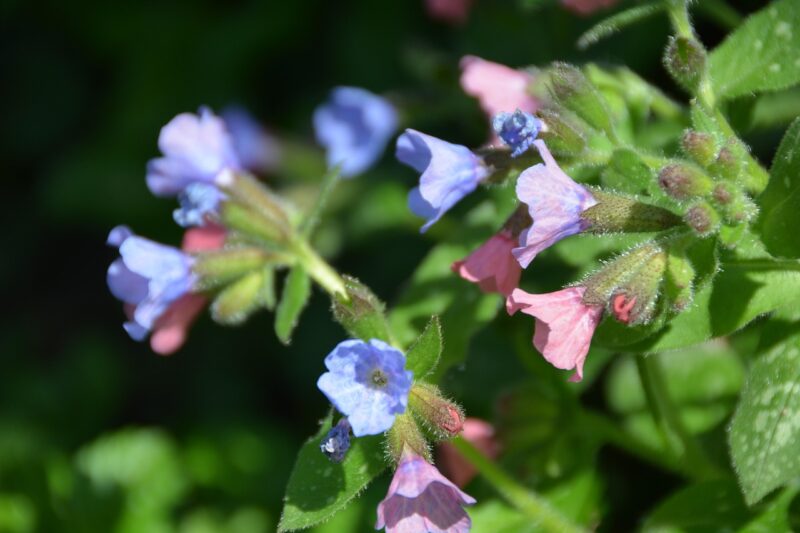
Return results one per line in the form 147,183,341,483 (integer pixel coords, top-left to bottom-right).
408,383,465,441
387,413,431,463
684,201,721,237
219,201,288,244
210,269,268,325
657,163,713,200
709,146,742,182
331,275,392,342
608,250,666,325
217,171,291,227
664,249,696,313
712,183,757,224
536,109,587,156
192,247,274,290
583,243,663,306
548,63,614,136
581,190,682,233
320,418,351,463
681,130,716,167
664,36,707,92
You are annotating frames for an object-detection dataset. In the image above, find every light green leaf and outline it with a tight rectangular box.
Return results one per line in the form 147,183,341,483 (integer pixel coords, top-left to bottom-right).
709,0,800,100
729,325,800,504
278,415,387,532
275,266,312,345
758,118,800,258
600,148,655,196
404,316,442,380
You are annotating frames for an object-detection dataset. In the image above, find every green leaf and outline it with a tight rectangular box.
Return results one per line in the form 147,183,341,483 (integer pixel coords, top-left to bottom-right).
278,415,388,532
758,118,800,258
331,275,395,343
404,316,442,380
275,265,312,345
577,3,664,50
709,0,800,100
600,148,655,196
729,325,800,504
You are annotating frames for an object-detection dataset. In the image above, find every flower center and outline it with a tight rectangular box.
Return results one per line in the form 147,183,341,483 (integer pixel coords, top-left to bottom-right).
370,369,388,388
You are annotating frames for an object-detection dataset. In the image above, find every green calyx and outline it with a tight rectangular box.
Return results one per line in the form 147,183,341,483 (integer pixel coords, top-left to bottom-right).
581,190,682,234
408,383,465,441
387,413,431,464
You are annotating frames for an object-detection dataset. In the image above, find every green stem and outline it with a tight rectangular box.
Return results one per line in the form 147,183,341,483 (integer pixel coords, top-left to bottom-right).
292,238,348,300
451,437,586,533
665,0,716,110
635,354,720,478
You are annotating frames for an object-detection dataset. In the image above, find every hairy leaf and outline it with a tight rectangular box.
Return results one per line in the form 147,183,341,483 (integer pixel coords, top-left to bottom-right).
275,265,312,345
758,118,800,258
404,316,442,380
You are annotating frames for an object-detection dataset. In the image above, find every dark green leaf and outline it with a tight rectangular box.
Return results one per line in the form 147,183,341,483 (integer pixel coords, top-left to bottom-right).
730,324,800,504
275,265,312,345
709,0,800,99
278,415,388,531
758,118,800,258
405,316,442,380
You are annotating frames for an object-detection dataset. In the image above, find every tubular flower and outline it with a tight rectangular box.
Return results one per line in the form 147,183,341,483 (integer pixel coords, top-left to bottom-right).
146,107,242,197
506,286,603,382
314,87,398,178
452,230,521,296
221,106,281,175
397,129,489,232
106,226,198,343
317,339,413,437
513,140,597,268
460,56,537,143
376,448,476,533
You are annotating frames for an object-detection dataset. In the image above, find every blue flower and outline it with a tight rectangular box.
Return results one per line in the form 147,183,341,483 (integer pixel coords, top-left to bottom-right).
493,110,541,157
106,226,197,340
313,87,398,178
146,107,241,197
173,182,226,228
397,129,489,233
222,106,281,174
320,419,352,463
317,339,413,437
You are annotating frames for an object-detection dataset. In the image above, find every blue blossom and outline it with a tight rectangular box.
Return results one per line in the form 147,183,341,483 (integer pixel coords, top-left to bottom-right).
320,419,352,463
313,87,398,178
222,106,281,174
106,226,197,340
146,107,241,197
317,339,413,437
493,110,541,157
173,182,226,228
396,129,489,233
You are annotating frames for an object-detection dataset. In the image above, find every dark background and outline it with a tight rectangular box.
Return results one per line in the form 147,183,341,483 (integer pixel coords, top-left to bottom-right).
0,1,770,531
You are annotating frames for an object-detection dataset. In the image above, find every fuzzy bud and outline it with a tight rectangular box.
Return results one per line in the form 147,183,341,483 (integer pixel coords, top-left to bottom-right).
548,63,614,136
581,190,682,233
681,130,716,167
583,243,663,306
217,171,291,228
684,201,721,237
219,201,288,244
409,383,465,440
192,247,275,290
210,269,268,325
331,276,392,342
664,249,696,313
657,163,713,200
664,36,707,92
608,250,666,325
387,413,431,463
712,183,757,224
709,146,742,182
536,109,587,156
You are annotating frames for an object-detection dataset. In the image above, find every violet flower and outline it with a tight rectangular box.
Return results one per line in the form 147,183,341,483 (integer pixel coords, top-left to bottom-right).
317,339,413,437
492,110,541,157
397,129,489,232
222,106,281,175
106,226,198,342
507,286,603,382
314,87,398,178
376,449,476,533
513,140,597,268
320,418,352,464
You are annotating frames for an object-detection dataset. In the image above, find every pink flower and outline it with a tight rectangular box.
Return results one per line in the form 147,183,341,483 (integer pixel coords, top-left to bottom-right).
376,449,476,533
425,0,473,25
150,225,226,355
452,230,521,295
436,418,500,488
506,286,603,382
460,56,537,143
561,0,618,16
513,140,597,268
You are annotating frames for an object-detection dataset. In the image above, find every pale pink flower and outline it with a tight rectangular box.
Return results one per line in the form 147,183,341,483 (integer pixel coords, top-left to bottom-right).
376,449,476,533
436,418,500,488
506,286,603,382
425,0,473,25
460,56,537,144
561,0,618,16
513,140,597,269
149,225,226,355
452,230,521,295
